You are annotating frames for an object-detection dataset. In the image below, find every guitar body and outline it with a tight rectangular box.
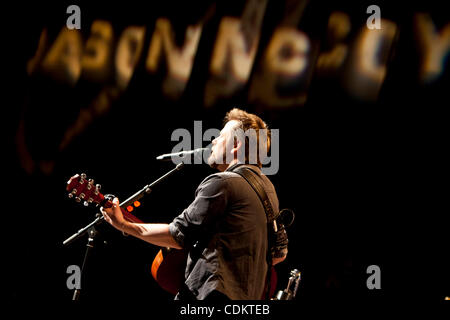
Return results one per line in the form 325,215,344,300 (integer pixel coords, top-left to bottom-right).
151,248,188,295
150,249,277,299
264,266,278,299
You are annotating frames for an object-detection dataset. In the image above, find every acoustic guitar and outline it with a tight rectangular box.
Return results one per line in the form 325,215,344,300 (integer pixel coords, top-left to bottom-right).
66,173,276,298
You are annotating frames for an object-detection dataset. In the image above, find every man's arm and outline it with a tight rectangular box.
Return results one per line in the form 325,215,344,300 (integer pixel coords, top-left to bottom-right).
101,198,182,249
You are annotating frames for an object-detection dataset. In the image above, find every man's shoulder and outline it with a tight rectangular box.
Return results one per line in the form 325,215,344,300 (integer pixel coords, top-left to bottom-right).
194,171,244,198
200,171,241,186
199,165,274,190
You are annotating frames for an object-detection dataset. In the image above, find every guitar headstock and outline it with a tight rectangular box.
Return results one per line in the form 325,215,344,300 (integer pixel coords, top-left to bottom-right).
66,173,111,208
66,173,143,223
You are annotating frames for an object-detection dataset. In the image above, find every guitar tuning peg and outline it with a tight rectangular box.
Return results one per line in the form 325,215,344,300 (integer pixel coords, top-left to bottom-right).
88,178,94,185
83,201,89,207
75,197,81,203
79,193,85,199
68,193,74,199
96,184,101,190
81,173,87,179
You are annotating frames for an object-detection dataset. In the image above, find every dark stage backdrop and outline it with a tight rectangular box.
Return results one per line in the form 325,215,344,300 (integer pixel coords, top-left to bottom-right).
4,0,448,305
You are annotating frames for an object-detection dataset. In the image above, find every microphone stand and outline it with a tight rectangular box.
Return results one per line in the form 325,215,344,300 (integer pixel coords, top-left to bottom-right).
71,225,97,301
63,162,184,300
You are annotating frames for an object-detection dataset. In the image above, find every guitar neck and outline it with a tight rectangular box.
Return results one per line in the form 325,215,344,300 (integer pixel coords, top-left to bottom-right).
120,206,144,223
102,199,144,223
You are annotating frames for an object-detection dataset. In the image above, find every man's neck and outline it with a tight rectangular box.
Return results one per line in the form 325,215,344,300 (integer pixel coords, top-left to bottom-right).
217,159,240,172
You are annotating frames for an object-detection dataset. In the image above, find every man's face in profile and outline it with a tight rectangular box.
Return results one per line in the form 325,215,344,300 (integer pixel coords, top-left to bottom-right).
208,120,240,171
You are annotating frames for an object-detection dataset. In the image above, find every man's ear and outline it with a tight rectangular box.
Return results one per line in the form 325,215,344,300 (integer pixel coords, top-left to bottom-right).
231,139,242,156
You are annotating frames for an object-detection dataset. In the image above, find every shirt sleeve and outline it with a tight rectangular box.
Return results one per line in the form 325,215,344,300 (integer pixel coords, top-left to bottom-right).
169,174,229,249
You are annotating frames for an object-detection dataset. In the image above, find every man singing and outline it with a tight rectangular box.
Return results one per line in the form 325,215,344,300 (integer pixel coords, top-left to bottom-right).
101,108,287,300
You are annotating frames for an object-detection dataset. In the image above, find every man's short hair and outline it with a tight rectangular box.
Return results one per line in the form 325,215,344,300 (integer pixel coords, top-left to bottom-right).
224,108,271,168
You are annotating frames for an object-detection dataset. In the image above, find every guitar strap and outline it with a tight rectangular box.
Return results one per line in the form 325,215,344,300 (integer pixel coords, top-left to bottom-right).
232,165,277,299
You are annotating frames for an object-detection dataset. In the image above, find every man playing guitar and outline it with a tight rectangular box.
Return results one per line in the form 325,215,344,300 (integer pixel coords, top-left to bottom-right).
101,108,287,300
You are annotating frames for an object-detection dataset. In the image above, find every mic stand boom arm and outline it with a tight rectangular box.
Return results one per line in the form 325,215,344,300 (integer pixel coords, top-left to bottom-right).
62,162,185,300
119,162,185,208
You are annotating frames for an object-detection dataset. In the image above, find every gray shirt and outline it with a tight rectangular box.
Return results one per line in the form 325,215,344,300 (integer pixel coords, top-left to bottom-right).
169,164,279,300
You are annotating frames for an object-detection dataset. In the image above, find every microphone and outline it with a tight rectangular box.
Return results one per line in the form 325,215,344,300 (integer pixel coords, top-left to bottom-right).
156,147,209,161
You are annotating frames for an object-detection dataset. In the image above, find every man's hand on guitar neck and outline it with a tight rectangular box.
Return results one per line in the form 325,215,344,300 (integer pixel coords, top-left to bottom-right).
101,197,127,231
101,198,182,249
